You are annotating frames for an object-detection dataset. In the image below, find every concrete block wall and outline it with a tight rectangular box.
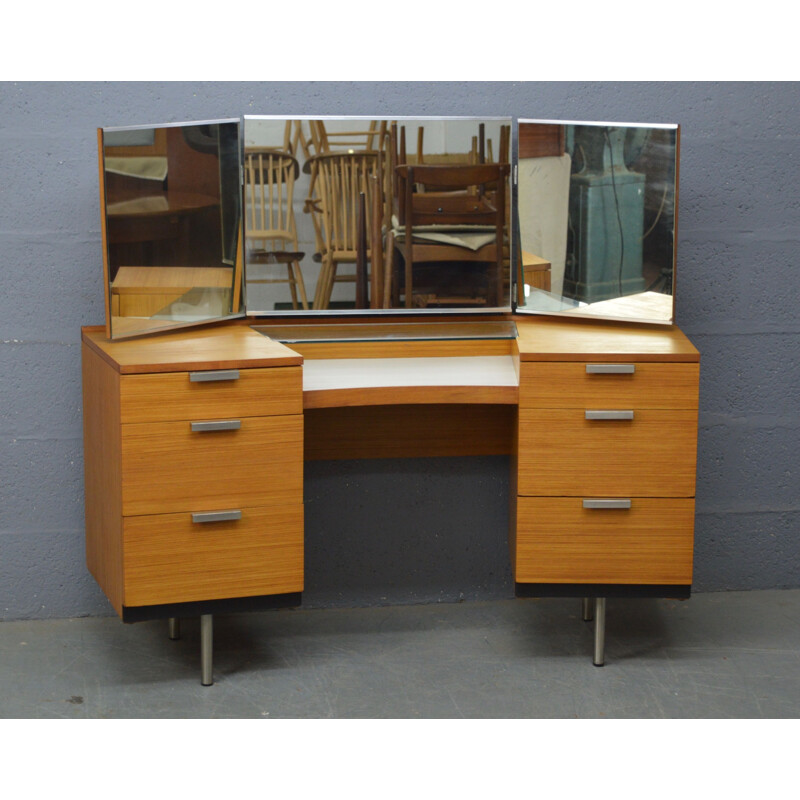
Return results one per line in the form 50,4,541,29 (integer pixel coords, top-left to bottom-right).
1,82,797,620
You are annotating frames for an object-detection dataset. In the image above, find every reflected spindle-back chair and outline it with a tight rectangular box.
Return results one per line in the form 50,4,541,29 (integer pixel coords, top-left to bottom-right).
305,151,386,309
243,149,309,310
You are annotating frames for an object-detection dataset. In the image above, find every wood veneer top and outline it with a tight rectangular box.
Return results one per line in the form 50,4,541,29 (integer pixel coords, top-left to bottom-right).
515,316,699,362
82,323,302,374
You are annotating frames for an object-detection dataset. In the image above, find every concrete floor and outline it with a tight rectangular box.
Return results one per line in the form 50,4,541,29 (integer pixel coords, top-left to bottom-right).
1,589,799,718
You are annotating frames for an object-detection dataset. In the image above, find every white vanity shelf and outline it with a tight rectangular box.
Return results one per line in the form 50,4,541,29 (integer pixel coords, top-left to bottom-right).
254,320,520,408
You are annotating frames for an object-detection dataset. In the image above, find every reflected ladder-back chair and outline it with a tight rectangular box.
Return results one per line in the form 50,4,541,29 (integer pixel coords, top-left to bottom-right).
305,151,386,309
244,149,309,310
391,162,510,309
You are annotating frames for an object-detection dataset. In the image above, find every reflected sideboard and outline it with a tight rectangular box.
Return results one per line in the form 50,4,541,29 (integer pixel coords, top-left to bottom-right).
81,314,699,683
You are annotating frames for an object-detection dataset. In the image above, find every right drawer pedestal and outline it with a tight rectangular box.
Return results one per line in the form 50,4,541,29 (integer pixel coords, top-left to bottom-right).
513,360,699,594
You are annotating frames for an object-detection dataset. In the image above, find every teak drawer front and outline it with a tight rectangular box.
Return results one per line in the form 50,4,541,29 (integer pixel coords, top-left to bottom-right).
518,408,697,497
120,366,302,424
123,504,304,606
515,497,695,585
519,362,699,410
121,415,303,516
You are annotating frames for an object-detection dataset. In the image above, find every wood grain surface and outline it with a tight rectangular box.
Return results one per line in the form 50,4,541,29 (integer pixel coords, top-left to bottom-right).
120,366,302,423
517,408,698,497
515,497,695,584
519,362,699,409
121,415,303,516
124,504,303,606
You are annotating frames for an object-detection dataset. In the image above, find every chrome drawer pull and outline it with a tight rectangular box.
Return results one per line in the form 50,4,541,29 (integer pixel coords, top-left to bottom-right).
189,370,240,383
192,510,242,524
583,499,632,510
190,420,242,432
585,410,634,420
586,364,635,374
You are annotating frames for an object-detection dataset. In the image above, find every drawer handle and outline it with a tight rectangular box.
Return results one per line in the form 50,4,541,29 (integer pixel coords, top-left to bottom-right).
190,370,240,383
190,420,242,432
585,410,634,420
192,509,243,524
586,364,635,374
583,499,632,510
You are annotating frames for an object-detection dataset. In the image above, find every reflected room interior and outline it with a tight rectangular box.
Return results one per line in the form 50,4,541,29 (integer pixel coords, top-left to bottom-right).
516,119,678,324
242,116,512,314
101,120,242,339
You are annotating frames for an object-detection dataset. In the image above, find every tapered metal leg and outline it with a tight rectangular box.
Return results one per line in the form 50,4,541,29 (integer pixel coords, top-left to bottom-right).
200,614,213,686
593,598,606,667
582,597,594,622
168,617,181,640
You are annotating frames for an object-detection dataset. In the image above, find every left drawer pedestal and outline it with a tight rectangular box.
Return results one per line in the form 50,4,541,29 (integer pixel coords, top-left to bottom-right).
81,326,304,684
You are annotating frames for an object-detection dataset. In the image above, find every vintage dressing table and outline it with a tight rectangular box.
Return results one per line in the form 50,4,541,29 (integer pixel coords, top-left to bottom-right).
82,116,698,684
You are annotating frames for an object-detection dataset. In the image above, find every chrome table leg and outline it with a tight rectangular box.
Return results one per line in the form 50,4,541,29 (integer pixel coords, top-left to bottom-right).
582,597,594,622
593,598,606,667
200,614,214,686
168,617,181,640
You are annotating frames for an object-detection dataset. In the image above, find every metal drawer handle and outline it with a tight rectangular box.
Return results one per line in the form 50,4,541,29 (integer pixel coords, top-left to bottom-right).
583,499,632,510
190,420,242,432
192,510,242,524
585,410,634,421
190,370,240,383
586,364,635,374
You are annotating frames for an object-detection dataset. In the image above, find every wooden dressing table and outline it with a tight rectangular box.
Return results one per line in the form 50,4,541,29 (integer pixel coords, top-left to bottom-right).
81,314,699,684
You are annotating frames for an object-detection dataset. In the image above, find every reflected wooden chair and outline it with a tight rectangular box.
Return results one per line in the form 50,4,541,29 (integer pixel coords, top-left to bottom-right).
390,162,510,308
243,149,309,310
304,151,387,309
308,119,387,155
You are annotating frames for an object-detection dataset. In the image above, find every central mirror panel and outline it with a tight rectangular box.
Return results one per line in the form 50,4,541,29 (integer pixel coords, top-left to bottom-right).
100,119,243,339
516,118,679,324
243,116,512,315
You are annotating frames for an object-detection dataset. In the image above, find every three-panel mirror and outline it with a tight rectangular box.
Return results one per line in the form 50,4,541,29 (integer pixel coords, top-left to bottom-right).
97,115,679,339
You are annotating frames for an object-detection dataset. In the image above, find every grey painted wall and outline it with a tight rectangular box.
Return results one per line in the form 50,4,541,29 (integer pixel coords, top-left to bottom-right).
1,82,797,621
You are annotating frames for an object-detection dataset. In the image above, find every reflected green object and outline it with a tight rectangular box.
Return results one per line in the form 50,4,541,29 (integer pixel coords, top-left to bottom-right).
563,126,646,303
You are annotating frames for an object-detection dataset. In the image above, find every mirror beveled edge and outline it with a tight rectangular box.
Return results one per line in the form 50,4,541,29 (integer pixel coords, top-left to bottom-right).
96,114,681,339
514,117,679,327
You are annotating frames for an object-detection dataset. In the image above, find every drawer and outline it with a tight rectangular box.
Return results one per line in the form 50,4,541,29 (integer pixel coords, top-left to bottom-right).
515,497,695,585
519,362,699,410
518,408,697,497
123,504,304,606
121,415,303,516
120,366,302,424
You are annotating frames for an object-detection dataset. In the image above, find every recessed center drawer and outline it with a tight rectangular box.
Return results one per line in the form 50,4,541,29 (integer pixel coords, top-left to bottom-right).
515,497,695,585
121,415,303,516
123,503,304,606
120,366,302,423
518,408,697,497
519,362,699,409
